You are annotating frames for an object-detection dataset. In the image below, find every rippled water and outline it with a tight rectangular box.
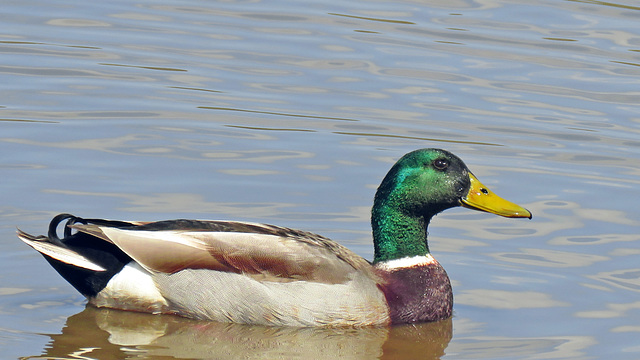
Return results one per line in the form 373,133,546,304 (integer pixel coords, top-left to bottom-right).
2,0,640,359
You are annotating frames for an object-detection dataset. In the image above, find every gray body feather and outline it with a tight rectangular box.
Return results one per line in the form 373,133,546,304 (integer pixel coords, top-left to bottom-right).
154,268,389,327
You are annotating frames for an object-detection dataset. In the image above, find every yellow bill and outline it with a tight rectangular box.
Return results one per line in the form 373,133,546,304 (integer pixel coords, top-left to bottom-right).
460,173,532,219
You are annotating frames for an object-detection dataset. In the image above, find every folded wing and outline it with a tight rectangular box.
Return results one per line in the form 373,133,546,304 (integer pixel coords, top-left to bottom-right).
72,220,376,285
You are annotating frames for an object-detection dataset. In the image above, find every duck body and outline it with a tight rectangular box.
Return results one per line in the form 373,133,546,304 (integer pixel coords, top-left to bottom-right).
18,149,530,327
19,216,449,326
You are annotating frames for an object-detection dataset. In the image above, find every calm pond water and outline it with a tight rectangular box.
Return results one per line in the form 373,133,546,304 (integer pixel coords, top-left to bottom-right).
2,0,640,359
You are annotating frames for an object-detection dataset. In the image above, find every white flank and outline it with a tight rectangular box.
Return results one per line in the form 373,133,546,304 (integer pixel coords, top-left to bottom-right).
92,262,168,313
375,254,436,271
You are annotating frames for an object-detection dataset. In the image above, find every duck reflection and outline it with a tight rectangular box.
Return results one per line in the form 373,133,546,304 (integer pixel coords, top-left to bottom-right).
31,306,451,359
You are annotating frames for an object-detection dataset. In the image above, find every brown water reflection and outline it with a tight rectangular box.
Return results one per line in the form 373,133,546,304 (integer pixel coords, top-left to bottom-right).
27,307,451,360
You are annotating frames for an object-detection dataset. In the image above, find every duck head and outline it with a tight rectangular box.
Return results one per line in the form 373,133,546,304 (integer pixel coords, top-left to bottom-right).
372,148,531,263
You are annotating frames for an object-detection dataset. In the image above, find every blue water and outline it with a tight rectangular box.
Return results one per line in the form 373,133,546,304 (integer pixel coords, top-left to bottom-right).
2,0,640,358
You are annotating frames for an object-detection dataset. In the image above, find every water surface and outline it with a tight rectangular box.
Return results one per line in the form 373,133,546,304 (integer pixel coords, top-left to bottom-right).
2,0,640,359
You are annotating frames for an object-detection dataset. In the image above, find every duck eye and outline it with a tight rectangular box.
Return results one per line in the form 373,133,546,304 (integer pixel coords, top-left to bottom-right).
433,158,449,171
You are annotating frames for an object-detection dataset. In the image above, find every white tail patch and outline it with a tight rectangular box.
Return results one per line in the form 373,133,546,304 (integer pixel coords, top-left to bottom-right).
375,254,436,271
17,232,106,272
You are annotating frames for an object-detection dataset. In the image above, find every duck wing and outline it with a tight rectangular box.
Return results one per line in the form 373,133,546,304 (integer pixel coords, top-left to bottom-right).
71,219,375,285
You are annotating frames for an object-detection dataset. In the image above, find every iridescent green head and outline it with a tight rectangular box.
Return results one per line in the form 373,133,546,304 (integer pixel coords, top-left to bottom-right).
371,148,531,263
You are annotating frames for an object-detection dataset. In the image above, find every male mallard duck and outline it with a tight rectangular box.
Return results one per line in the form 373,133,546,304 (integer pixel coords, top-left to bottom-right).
18,148,531,327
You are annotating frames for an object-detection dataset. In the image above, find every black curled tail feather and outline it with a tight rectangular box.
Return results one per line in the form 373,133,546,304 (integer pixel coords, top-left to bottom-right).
47,213,137,246
32,213,134,298
47,213,85,247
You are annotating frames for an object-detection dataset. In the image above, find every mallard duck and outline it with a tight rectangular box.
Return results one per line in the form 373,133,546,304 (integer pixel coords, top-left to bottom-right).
18,148,531,327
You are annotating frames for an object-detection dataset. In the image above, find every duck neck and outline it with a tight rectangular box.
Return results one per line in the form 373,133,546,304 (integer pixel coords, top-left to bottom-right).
371,200,433,264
